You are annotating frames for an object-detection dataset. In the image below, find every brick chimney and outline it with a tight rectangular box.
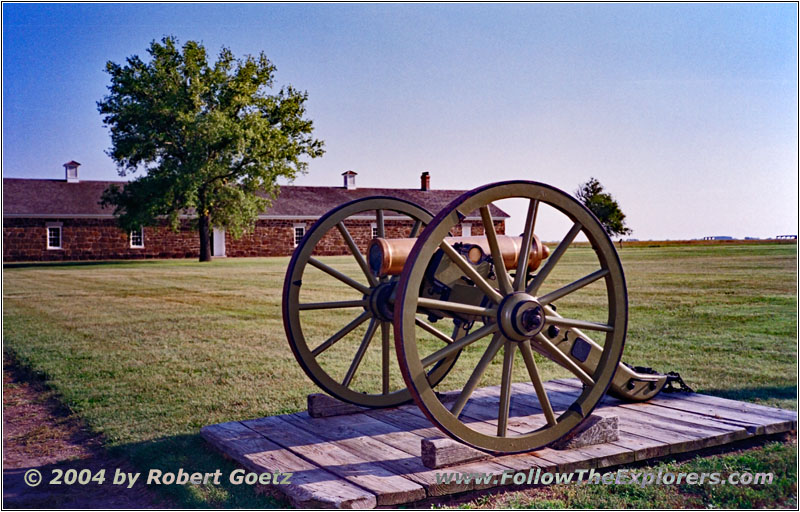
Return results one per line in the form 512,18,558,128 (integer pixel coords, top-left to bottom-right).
420,171,430,191
64,160,81,183
342,170,357,190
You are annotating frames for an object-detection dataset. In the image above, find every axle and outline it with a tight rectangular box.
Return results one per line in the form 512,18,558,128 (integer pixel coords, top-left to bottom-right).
368,235,550,277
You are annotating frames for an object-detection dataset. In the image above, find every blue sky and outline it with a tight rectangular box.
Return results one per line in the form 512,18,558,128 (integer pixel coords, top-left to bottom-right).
3,3,797,240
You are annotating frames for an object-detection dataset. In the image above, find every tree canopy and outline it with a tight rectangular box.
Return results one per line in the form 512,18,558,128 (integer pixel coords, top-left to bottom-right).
575,177,632,239
98,36,324,260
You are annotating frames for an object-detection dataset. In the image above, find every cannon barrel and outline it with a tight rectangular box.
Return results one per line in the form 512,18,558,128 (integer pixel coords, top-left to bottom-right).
368,235,550,277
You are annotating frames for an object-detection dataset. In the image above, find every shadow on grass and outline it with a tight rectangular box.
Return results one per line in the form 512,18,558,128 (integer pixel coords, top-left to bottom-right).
4,451,170,509
4,350,289,508
114,434,291,509
701,386,797,405
4,433,290,509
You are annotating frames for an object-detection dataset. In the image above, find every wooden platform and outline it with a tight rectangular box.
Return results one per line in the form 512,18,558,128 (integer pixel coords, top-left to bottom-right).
201,379,797,508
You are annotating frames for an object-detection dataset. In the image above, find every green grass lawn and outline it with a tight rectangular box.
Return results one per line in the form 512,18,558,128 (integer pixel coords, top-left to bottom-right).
3,243,797,507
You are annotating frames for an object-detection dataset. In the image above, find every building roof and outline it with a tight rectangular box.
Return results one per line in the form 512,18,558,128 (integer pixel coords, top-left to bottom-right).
3,179,115,217
3,178,509,220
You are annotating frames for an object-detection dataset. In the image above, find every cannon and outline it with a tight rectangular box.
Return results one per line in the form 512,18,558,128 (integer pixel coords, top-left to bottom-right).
283,181,688,454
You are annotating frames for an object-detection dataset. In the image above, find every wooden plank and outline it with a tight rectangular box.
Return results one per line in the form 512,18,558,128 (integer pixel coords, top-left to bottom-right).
524,446,595,472
421,438,489,469
279,412,441,497
677,392,798,421
485,383,640,468
566,440,636,469
307,393,368,418
384,384,652,472
243,415,424,506
545,379,750,430
200,422,376,509
617,401,753,440
644,393,797,433
558,388,750,453
547,379,794,450
549,375,796,425
549,378,794,435
621,413,737,454
364,407,449,442
364,407,529,492
289,409,488,497
439,386,635,470
618,400,751,432
610,430,672,461
506,384,670,462
290,409,541,497
368,398,583,477
510,382,723,456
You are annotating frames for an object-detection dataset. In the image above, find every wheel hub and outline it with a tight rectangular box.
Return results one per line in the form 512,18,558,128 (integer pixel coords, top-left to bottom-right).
498,292,545,341
366,281,395,321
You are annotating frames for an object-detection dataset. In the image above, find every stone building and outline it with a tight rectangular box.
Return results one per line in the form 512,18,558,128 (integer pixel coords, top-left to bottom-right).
3,163,508,262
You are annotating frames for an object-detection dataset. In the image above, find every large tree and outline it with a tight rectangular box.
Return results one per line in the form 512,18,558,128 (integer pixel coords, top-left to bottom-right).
575,177,632,239
98,37,324,261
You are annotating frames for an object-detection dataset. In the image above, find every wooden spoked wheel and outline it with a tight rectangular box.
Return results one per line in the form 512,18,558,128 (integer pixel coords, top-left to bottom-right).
283,196,461,408
393,181,628,453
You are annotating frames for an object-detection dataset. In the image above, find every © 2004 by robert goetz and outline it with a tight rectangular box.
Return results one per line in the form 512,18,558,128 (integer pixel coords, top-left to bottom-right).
22,468,293,488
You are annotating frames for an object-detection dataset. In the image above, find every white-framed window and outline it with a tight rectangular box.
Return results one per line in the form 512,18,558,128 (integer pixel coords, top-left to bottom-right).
46,223,62,249
462,223,472,237
371,222,378,238
130,227,144,248
293,224,306,247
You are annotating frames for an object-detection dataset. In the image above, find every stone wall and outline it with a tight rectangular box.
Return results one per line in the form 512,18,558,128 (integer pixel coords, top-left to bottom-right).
3,217,504,262
3,218,198,261
226,219,434,257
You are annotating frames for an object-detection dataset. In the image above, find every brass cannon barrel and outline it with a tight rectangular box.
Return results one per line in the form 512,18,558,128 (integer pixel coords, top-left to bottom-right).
368,235,550,277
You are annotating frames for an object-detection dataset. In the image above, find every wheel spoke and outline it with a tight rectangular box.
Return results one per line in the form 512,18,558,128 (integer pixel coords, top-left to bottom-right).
409,219,424,238
497,340,516,437
376,209,385,238
415,317,454,344
439,241,504,303
308,257,371,295
421,322,499,367
514,199,539,291
417,297,497,317
533,333,595,386
311,311,371,357
480,206,513,295
298,299,366,311
336,222,379,287
342,318,379,387
538,269,610,306
527,222,582,295
545,315,614,333
519,341,557,426
381,321,390,394
451,333,504,417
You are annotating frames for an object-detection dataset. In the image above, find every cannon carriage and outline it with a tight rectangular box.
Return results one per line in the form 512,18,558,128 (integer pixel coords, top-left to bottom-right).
283,180,684,454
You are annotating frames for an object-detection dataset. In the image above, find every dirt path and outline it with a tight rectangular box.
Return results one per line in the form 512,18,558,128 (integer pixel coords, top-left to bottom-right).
3,357,168,508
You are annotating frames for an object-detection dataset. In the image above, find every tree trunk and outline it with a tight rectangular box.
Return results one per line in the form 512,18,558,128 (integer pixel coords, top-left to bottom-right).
199,213,212,262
